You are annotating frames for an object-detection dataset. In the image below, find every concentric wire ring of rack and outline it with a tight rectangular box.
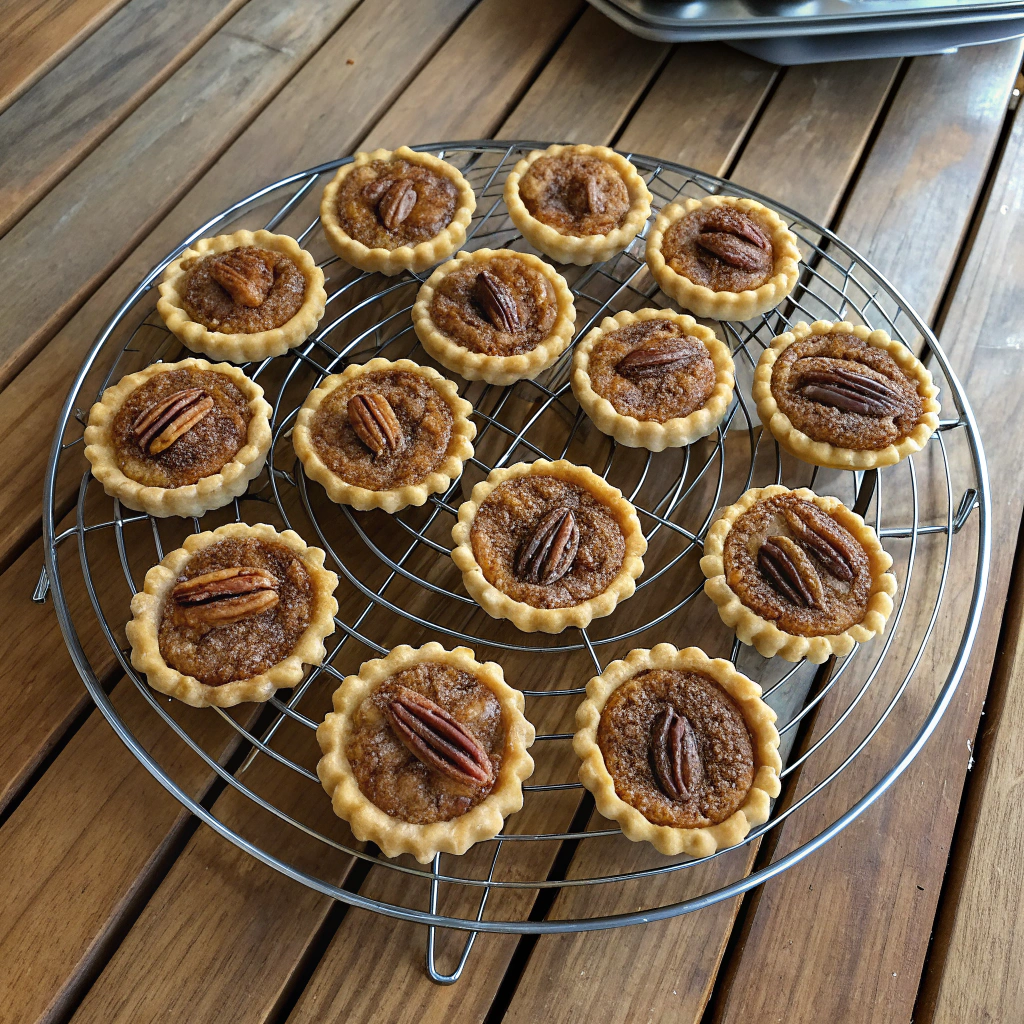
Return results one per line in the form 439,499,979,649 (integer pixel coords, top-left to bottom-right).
42,141,989,981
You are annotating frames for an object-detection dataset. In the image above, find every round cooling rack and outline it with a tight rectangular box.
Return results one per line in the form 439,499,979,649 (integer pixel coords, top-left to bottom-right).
41,141,990,979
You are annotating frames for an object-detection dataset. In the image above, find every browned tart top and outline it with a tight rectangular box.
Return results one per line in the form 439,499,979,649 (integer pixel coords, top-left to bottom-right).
110,367,253,488
470,474,627,610
598,668,755,829
769,333,925,450
158,537,314,686
428,254,559,357
661,206,775,293
181,246,306,333
345,661,506,824
724,493,873,637
334,158,459,250
585,319,717,422
519,153,630,238
309,368,455,491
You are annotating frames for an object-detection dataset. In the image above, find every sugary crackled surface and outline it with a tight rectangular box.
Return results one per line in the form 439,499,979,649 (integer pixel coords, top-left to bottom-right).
770,333,925,450
470,475,626,609
158,538,313,686
585,319,716,421
724,493,872,636
310,369,454,490
429,255,558,356
335,158,458,249
519,153,629,237
661,206,774,292
345,662,505,824
598,669,755,828
182,246,306,333
111,367,252,487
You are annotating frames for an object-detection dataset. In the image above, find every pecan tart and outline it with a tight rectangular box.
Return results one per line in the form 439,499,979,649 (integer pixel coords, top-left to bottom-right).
316,643,535,862
320,147,476,275
753,320,941,469
84,358,272,518
701,485,896,663
571,308,735,451
292,358,476,513
157,229,326,362
645,196,800,321
412,248,576,385
127,523,338,707
451,459,647,633
503,144,652,266
574,644,781,857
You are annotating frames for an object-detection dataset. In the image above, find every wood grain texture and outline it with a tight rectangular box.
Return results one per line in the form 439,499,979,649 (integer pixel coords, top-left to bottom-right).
0,0,129,112
0,0,361,394
715,40,1024,1024
0,0,249,239
912,96,1024,1024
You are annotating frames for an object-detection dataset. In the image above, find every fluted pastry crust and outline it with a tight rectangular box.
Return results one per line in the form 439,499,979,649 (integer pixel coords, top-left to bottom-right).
157,229,326,361
574,644,781,857
316,643,535,863
84,358,272,518
127,523,339,708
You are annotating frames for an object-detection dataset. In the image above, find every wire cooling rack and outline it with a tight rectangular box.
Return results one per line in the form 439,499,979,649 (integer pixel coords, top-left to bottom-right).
41,142,989,981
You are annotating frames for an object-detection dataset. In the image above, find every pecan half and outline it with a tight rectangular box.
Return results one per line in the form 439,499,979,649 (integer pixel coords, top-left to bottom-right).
377,179,417,230
514,507,580,586
362,176,394,204
348,393,403,457
797,364,904,417
132,388,215,455
696,207,773,274
210,249,276,307
782,500,857,582
650,707,702,802
616,336,694,379
474,270,521,332
757,535,824,609
585,176,606,216
385,686,494,787
171,566,280,625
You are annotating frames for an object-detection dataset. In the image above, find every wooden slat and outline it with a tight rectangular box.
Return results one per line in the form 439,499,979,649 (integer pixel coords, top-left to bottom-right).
0,0,129,112
0,0,361,394
714,41,1024,1024
0,0,250,239
904,96,1024,1024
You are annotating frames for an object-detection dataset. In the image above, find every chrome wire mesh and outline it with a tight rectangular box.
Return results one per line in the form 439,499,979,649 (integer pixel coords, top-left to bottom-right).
42,142,989,941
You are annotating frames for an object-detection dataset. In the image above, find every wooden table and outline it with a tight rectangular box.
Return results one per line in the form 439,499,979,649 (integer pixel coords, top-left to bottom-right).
2,3,1024,1021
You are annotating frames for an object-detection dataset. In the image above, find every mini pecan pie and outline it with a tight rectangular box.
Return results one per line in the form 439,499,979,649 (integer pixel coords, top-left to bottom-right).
127,523,338,707
701,485,896,663
412,248,576,384
646,196,800,321
320,146,476,275
503,144,652,266
292,357,476,513
574,644,781,856
571,308,735,451
84,359,272,518
451,459,647,633
316,642,535,862
157,229,326,362
753,320,941,469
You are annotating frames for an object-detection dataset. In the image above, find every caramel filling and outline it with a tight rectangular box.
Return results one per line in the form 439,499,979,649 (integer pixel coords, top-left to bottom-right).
598,669,755,829
470,474,626,609
158,538,313,686
334,158,458,250
181,246,306,333
110,367,252,488
585,319,717,422
345,662,505,824
519,153,630,237
309,369,455,491
770,334,925,450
